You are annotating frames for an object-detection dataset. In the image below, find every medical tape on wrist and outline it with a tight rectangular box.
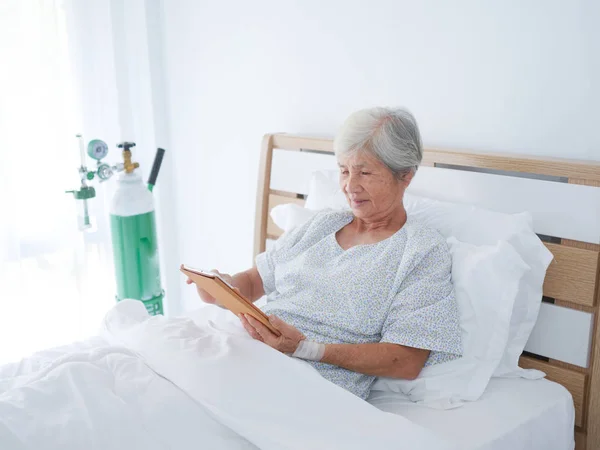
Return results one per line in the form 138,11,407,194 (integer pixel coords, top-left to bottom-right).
292,340,325,361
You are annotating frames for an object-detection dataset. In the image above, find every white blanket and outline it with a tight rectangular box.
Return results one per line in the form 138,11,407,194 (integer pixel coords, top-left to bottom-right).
0,301,454,450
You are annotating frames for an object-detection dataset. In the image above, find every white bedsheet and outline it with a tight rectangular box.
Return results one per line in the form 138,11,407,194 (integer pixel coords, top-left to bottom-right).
0,301,453,450
368,377,575,450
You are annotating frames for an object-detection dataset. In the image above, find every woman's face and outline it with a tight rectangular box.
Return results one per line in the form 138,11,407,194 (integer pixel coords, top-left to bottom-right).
338,151,411,220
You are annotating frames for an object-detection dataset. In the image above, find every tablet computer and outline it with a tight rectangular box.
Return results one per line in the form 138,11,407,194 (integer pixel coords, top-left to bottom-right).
180,264,280,336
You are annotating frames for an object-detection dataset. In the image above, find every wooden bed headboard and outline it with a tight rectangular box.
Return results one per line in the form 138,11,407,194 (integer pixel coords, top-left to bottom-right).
253,133,600,450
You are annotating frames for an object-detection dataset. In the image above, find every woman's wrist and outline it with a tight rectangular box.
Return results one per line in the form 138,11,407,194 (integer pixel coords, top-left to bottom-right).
292,340,326,361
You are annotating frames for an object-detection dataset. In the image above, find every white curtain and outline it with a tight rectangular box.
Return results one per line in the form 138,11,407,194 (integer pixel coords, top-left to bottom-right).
0,0,115,364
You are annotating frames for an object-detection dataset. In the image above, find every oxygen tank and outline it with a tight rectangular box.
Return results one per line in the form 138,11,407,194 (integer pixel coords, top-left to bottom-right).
109,143,164,315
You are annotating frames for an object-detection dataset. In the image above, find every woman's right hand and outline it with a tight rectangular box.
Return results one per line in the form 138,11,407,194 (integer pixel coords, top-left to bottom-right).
186,269,237,304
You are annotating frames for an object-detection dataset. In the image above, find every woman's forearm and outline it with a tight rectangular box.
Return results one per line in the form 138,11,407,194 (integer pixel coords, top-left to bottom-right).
320,342,429,380
231,267,265,303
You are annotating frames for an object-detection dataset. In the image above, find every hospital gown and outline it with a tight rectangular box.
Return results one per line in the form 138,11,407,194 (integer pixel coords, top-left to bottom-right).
256,210,462,399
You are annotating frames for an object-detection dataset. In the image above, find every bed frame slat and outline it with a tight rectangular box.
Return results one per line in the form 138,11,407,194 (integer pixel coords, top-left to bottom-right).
422,148,600,183
525,304,593,368
543,243,599,308
562,239,600,252
272,134,333,152
409,166,600,244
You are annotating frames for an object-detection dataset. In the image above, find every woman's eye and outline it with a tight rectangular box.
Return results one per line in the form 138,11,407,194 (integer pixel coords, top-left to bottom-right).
341,170,349,175
361,172,370,175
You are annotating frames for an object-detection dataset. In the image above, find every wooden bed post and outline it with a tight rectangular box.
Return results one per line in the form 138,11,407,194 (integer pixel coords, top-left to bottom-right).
587,310,600,450
253,134,274,259
571,177,600,450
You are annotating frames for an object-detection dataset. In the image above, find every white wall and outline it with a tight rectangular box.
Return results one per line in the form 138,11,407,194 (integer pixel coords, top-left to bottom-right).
161,0,599,311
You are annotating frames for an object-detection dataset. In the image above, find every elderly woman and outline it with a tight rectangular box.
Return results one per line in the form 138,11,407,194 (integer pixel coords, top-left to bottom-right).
189,107,462,400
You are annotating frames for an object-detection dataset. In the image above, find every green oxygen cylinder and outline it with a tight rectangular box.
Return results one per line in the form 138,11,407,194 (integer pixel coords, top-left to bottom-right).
109,143,164,315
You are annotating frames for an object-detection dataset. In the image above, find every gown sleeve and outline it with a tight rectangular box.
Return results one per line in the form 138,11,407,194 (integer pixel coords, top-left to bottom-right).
381,241,462,359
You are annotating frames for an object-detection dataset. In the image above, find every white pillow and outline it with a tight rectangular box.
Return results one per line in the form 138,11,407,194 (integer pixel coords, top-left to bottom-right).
271,203,317,233
270,203,318,235
304,171,349,211
371,238,530,408
403,194,553,378
295,170,553,378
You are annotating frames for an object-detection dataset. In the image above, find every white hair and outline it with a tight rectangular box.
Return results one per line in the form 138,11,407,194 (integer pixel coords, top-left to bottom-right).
333,107,423,178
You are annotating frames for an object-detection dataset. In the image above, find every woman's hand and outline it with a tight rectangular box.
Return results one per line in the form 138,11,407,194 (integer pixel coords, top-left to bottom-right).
240,314,306,354
186,269,237,305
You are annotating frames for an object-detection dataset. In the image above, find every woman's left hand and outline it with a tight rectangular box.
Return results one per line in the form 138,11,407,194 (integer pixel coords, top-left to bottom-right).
240,314,305,354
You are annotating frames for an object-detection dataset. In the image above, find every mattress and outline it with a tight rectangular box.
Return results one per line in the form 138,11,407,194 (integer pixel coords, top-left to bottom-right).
367,378,575,450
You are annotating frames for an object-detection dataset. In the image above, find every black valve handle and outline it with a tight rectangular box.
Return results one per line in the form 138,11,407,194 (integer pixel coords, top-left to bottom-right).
148,148,165,190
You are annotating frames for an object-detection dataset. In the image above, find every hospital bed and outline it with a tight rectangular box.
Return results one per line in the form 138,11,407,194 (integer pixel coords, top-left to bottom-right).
1,133,599,450
255,133,600,450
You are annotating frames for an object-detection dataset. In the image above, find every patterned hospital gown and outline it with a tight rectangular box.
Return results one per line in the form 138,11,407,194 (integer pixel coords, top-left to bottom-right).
256,210,462,399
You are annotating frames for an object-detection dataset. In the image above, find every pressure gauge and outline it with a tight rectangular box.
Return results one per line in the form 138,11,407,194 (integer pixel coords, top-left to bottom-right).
87,139,109,161
96,163,113,181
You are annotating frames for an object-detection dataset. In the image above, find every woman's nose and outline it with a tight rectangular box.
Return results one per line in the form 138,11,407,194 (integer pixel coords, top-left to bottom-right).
345,175,361,193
